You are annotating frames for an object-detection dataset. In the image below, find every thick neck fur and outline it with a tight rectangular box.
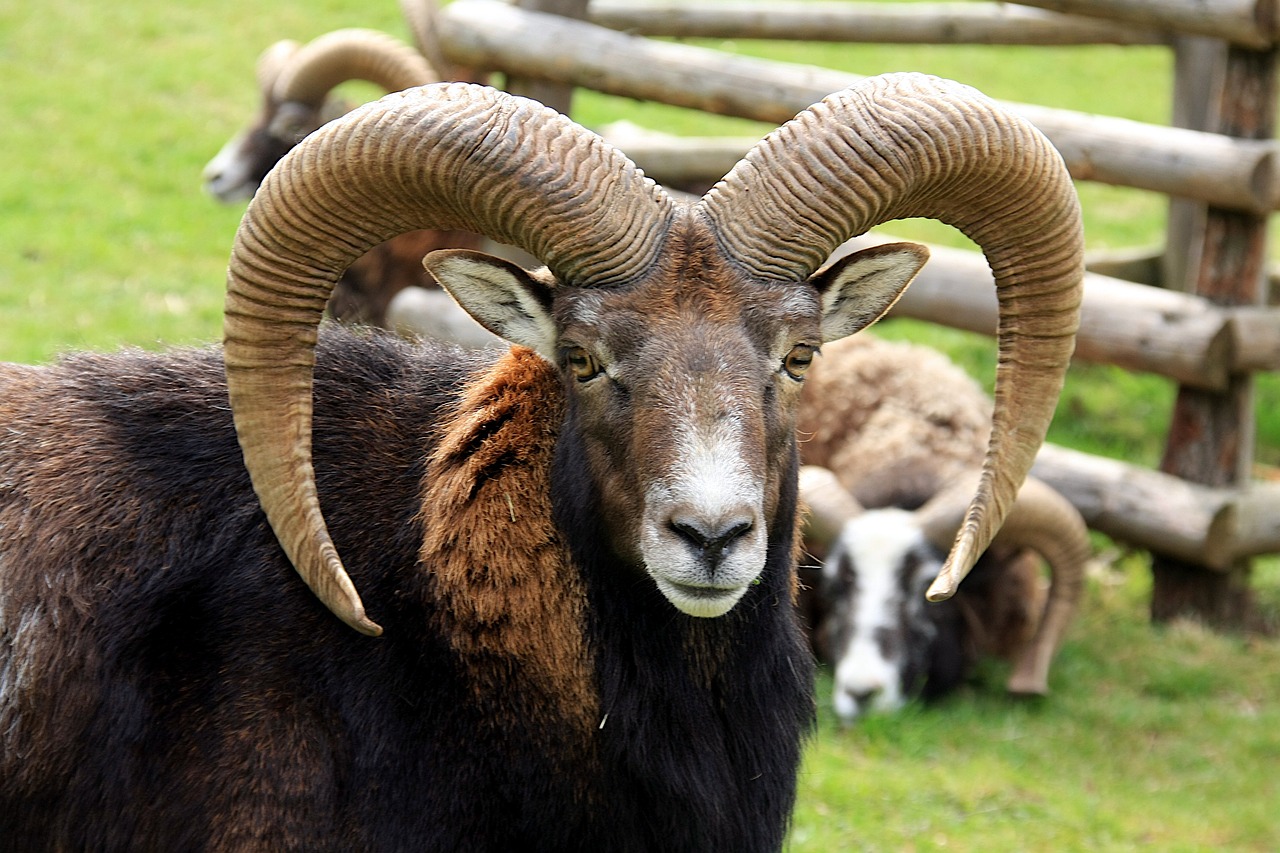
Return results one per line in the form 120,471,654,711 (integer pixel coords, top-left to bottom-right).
418,347,598,740
0,332,813,852
553,384,815,852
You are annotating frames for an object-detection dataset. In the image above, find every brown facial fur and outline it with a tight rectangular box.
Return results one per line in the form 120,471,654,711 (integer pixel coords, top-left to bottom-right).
552,223,823,574
419,347,597,738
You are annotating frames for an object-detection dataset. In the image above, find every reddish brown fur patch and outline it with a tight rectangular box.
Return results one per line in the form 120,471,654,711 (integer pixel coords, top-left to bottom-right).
419,348,597,738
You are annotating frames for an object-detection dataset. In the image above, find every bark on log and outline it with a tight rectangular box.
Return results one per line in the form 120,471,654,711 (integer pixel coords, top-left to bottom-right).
1230,306,1280,371
831,234,1257,390
1032,444,1280,570
1152,44,1277,628
1015,0,1278,49
588,1,1166,46
1084,246,1163,286
439,1,1280,213
595,127,759,187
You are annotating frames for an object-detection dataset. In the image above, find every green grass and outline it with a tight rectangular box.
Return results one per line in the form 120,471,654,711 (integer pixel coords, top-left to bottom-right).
797,554,1280,851
2,2,1279,850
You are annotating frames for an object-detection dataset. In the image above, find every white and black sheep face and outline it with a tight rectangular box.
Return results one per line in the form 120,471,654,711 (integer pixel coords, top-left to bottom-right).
819,509,943,721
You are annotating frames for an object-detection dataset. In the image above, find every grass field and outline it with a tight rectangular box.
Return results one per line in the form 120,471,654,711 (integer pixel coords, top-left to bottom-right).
2,1,1278,850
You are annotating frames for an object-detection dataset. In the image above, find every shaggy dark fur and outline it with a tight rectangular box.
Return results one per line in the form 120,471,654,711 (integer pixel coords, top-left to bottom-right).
0,327,812,851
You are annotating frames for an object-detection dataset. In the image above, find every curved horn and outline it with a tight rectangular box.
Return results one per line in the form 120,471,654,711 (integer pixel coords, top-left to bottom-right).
256,40,301,94
225,83,675,634
273,29,439,108
919,472,1089,696
798,465,864,554
701,72,1083,601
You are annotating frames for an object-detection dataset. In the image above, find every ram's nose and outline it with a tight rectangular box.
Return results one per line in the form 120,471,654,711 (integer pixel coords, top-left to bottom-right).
667,513,755,572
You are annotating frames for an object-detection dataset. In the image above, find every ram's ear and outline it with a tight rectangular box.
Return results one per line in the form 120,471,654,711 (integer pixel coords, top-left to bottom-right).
810,243,929,343
424,249,557,358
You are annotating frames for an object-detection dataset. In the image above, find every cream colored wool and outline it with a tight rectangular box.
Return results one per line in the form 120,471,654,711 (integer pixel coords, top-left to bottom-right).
798,334,992,500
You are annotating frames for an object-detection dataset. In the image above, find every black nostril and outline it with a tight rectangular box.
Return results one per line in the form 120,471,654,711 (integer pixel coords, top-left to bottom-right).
668,518,754,565
669,520,709,550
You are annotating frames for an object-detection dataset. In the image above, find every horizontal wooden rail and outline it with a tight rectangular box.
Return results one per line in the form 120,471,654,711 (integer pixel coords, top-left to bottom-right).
829,234,1280,392
1033,443,1280,569
595,126,757,186
439,1,1280,213
1015,0,1278,49
587,1,1165,45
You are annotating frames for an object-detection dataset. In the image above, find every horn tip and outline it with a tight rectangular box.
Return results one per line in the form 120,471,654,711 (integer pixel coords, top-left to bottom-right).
350,614,384,637
927,535,980,601
925,572,958,602
318,543,384,636
331,581,383,636
1006,673,1050,696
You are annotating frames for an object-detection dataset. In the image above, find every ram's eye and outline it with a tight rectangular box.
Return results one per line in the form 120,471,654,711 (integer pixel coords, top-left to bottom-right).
782,345,816,380
565,347,602,382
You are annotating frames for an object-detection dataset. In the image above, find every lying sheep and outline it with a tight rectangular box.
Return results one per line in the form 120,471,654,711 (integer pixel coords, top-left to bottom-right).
796,335,1090,721
1,78,1083,848
202,28,487,329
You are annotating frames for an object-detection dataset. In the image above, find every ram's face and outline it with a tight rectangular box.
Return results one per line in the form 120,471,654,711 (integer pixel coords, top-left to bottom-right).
551,260,821,617
821,510,941,720
429,236,925,619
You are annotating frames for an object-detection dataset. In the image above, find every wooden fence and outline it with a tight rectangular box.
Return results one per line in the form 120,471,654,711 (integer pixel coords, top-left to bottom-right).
433,0,1280,628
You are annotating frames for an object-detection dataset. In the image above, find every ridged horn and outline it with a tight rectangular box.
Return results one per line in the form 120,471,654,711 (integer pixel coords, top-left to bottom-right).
919,471,1090,696
225,83,675,634
701,72,1083,601
273,29,439,108
798,465,864,553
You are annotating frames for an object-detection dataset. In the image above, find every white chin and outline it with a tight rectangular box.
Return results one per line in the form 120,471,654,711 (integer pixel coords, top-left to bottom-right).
653,577,749,618
832,692,865,723
208,183,256,204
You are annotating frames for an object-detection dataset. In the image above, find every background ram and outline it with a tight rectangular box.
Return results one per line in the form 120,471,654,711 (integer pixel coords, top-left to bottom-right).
203,26,497,339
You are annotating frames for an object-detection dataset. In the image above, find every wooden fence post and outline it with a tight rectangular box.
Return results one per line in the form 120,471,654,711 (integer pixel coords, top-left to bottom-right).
1162,36,1225,294
1152,44,1278,629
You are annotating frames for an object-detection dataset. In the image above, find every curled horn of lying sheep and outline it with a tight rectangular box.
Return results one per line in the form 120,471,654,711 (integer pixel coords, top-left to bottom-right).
800,464,1090,720
228,76,1082,638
